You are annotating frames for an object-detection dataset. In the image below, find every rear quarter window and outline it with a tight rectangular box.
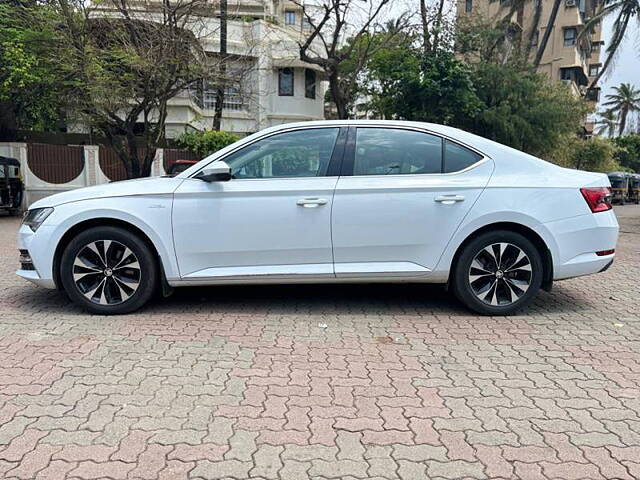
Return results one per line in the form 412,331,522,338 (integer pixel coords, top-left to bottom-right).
444,140,483,173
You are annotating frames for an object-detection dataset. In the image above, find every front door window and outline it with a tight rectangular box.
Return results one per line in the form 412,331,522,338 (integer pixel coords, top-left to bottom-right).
222,128,339,179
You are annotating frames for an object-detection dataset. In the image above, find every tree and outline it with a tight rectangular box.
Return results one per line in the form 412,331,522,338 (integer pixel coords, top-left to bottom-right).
580,0,640,90
0,2,66,135
49,0,209,178
568,136,620,172
466,63,589,158
603,83,640,136
176,130,239,158
295,0,393,119
595,109,619,137
533,0,562,68
332,19,412,119
366,46,481,125
419,0,451,56
456,16,518,65
614,133,640,172
212,0,227,131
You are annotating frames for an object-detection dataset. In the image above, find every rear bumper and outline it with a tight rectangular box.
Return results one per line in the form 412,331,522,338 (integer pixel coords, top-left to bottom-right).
553,253,615,280
544,210,618,280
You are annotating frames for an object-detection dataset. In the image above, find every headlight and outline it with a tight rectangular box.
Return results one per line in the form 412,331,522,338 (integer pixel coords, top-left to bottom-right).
22,207,54,232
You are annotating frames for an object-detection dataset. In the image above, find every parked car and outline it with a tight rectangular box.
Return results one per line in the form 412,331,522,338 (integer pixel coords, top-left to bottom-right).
166,159,198,176
17,121,619,315
0,156,23,216
607,171,629,204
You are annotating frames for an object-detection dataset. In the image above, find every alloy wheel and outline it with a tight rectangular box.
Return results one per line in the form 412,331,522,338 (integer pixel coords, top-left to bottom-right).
468,242,532,306
72,240,141,305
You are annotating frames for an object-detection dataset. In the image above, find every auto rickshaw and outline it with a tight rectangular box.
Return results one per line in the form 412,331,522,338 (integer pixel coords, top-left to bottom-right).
0,156,23,215
607,171,629,205
629,173,640,204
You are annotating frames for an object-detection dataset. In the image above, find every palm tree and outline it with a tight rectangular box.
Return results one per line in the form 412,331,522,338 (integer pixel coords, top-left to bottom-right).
533,0,562,67
603,83,640,135
580,0,640,90
595,109,619,137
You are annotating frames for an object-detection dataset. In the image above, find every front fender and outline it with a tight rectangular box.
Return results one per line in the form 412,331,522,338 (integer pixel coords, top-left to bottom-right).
40,196,179,282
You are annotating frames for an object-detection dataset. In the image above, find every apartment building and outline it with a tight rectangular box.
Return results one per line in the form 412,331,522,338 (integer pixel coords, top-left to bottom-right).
94,1,327,137
458,0,603,105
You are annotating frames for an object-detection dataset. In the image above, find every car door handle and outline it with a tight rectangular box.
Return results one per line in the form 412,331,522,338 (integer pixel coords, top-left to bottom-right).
434,195,465,205
297,198,328,208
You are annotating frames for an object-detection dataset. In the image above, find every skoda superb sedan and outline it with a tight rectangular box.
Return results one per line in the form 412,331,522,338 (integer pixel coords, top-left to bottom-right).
17,121,619,315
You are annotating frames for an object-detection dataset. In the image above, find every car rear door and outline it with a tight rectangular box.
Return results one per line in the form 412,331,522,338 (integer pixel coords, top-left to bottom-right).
331,126,494,278
172,127,346,281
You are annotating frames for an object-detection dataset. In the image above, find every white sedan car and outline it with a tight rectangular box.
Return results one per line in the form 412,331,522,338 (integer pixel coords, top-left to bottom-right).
17,121,618,315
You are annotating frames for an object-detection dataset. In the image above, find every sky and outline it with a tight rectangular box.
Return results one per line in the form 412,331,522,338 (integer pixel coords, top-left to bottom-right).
599,16,639,107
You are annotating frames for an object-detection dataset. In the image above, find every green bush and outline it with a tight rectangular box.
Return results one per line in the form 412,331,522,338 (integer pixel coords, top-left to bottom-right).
176,130,240,158
551,135,621,173
614,134,640,173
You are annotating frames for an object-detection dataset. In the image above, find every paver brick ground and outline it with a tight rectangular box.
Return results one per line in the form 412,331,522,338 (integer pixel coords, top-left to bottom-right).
0,206,639,479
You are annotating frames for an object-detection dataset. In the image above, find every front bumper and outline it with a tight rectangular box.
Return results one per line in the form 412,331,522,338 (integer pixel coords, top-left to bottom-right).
16,224,57,289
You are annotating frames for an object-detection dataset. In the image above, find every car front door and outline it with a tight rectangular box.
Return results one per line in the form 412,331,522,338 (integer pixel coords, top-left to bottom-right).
331,126,494,278
172,127,345,281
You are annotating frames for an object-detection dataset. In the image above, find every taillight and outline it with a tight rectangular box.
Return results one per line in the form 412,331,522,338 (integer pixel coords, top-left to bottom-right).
580,187,612,213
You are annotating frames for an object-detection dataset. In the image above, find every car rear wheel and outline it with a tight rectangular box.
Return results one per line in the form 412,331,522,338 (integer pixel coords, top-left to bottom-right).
452,230,543,316
59,226,158,314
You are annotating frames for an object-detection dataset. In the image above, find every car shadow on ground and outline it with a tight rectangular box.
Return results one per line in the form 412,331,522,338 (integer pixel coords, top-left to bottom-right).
5,281,596,318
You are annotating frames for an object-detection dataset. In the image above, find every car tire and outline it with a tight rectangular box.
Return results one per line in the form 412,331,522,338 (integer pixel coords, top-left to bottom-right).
452,230,543,316
59,226,158,314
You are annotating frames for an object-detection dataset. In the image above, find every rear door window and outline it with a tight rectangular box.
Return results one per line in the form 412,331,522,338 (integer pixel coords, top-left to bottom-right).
353,128,443,176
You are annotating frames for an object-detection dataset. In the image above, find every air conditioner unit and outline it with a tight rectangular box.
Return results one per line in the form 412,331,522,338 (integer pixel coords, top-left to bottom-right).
566,0,577,7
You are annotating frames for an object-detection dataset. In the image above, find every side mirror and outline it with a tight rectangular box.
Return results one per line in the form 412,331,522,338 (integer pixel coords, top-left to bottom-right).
196,161,232,182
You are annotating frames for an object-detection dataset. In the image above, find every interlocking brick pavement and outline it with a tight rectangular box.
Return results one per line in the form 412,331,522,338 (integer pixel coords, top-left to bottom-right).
0,206,639,479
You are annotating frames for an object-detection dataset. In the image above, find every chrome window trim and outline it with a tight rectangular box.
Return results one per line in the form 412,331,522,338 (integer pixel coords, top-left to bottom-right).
188,123,491,180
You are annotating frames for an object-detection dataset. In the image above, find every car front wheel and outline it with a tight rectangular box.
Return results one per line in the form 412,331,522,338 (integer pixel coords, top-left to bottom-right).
452,230,543,316
59,226,158,314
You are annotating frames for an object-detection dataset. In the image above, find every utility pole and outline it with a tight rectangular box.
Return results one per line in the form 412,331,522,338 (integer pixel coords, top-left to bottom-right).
213,0,227,130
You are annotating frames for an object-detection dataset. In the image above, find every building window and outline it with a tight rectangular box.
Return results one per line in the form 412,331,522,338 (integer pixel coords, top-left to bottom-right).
278,68,294,96
284,11,296,25
305,69,316,99
531,30,539,46
589,64,600,76
564,27,577,46
465,0,473,12
560,68,573,81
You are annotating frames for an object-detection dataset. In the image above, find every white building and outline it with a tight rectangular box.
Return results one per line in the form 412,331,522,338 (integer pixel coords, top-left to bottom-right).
162,0,327,137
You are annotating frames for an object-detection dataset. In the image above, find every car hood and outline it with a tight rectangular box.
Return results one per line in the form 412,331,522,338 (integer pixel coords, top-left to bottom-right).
29,176,183,209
